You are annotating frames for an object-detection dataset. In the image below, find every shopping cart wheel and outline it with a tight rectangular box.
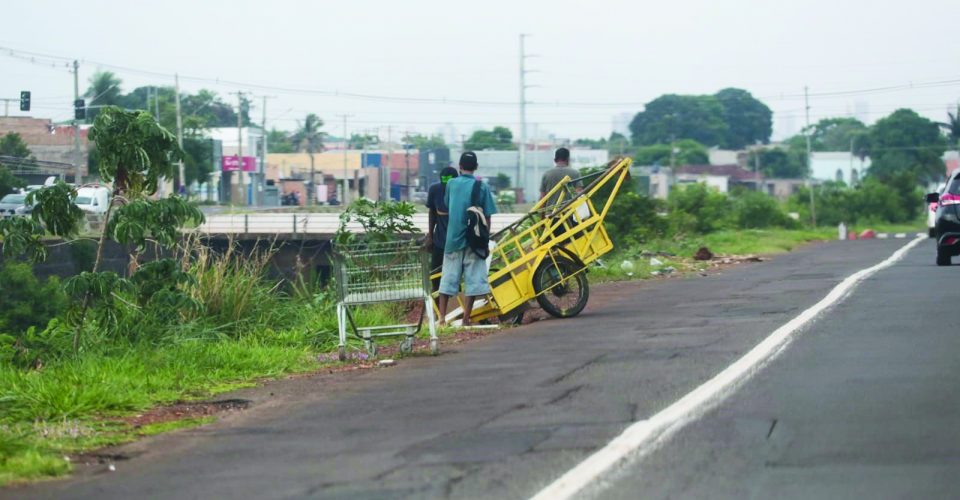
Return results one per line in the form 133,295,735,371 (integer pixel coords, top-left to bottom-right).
400,337,413,354
338,345,347,361
534,257,589,318
430,339,439,355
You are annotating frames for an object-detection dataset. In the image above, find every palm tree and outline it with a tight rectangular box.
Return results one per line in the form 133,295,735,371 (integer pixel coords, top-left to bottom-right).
939,105,960,146
292,114,325,205
84,71,123,121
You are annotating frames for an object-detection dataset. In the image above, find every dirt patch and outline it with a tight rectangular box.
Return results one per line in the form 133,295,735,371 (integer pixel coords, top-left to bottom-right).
123,399,252,428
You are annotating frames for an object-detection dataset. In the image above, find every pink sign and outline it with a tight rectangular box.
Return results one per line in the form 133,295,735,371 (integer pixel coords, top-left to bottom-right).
221,155,257,172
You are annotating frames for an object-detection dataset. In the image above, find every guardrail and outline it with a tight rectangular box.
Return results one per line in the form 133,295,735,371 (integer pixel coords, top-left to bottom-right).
192,212,525,236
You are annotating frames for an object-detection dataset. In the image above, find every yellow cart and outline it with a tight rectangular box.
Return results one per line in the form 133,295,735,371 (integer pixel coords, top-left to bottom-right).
435,157,633,325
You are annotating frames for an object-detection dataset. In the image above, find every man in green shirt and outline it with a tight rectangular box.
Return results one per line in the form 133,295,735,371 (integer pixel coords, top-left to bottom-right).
540,147,582,207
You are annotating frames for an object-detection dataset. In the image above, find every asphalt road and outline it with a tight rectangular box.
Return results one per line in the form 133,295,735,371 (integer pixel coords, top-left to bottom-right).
5,238,944,500
597,237,959,500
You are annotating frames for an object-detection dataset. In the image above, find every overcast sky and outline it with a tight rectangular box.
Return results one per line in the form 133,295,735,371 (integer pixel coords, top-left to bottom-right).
2,0,959,144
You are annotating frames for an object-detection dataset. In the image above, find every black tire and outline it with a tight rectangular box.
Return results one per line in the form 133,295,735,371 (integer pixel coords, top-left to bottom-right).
533,257,589,318
936,249,951,266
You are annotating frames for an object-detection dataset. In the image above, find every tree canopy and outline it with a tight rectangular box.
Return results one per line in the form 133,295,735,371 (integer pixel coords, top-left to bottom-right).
292,114,325,154
403,133,446,150
629,94,728,147
715,88,772,149
0,132,33,159
464,126,516,151
746,147,808,178
634,139,708,166
866,108,946,184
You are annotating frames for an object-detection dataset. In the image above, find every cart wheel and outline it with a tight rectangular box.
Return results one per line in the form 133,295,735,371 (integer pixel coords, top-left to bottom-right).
400,337,413,354
338,345,347,361
430,339,439,356
533,257,589,318
368,342,378,357
498,305,526,326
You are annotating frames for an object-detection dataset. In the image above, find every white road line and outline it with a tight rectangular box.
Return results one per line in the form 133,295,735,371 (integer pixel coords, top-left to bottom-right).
530,235,926,500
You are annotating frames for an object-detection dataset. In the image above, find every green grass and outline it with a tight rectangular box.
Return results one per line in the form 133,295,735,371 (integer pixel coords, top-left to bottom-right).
590,227,838,283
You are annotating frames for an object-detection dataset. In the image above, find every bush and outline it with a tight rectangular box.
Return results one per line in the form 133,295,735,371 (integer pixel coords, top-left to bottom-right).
602,191,668,246
0,262,68,334
788,177,915,226
732,191,797,229
668,183,732,234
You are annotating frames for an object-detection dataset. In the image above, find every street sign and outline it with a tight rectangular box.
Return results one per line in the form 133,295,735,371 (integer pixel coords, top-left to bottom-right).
19,91,30,111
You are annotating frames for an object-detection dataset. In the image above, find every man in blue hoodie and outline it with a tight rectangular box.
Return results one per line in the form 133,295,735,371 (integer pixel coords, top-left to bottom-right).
437,152,497,326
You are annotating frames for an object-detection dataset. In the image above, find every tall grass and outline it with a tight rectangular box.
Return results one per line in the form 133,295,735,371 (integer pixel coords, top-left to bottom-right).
1,237,411,485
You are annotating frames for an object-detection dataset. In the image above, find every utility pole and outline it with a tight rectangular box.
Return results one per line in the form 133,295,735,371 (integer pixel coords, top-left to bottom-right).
518,33,534,199
260,95,275,207
72,60,83,185
754,147,761,191
153,86,160,121
804,86,816,226
234,91,246,205
337,114,353,205
387,125,393,201
174,74,185,196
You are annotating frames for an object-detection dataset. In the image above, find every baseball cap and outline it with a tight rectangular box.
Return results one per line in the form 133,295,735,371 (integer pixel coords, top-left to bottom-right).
459,151,478,170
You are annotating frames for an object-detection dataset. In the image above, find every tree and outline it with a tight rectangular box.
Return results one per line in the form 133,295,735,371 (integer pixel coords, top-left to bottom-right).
715,88,772,149
348,133,379,149
573,137,607,149
403,133,446,150
746,148,808,178
629,94,728,147
0,164,25,198
607,132,631,156
795,117,869,152
464,126,516,150
267,128,295,153
634,139,708,166
867,108,946,184
292,114,325,205
939,105,960,146
84,71,123,122
0,132,33,159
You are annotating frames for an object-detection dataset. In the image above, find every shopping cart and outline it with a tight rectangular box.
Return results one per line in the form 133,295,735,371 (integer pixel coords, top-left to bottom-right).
334,239,438,361
434,157,633,325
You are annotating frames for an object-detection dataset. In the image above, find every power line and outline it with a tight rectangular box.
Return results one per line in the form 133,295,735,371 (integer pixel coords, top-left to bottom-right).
4,44,959,109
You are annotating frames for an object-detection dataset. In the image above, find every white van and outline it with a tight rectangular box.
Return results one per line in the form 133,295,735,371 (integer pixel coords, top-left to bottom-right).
74,186,111,215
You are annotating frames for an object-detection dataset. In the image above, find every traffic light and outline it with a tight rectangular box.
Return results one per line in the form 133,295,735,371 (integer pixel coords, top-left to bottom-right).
74,99,85,120
19,91,30,112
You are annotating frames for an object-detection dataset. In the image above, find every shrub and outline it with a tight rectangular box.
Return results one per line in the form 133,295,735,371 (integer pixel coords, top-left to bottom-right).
0,262,68,334
732,191,797,229
668,183,732,234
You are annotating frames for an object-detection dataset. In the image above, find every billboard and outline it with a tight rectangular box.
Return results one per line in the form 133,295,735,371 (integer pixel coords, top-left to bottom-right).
222,155,256,172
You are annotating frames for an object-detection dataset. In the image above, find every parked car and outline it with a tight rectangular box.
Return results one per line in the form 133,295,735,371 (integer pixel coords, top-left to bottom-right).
927,170,960,266
74,186,111,215
927,183,946,237
0,193,28,217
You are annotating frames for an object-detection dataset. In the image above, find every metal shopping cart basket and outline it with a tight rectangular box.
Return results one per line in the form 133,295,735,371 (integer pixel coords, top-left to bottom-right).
334,239,438,361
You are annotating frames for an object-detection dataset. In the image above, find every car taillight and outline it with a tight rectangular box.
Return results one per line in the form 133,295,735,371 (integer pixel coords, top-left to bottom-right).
941,194,960,206
944,237,960,246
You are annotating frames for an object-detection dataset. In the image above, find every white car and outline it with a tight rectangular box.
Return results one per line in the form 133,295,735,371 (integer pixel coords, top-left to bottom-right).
928,183,946,238
74,186,111,215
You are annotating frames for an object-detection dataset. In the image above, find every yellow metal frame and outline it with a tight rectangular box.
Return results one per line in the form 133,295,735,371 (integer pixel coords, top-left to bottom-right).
433,157,633,323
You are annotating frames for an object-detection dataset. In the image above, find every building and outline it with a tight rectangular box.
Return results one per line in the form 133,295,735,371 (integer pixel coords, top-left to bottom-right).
0,117,90,179
641,164,806,200
809,152,869,186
